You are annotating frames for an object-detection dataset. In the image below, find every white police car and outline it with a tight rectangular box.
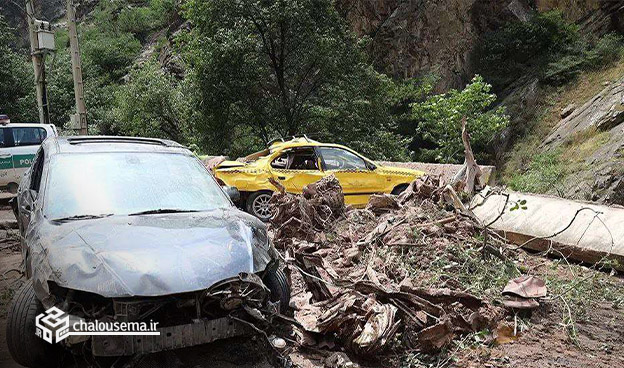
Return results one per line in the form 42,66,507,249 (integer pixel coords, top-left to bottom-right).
0,116,57,193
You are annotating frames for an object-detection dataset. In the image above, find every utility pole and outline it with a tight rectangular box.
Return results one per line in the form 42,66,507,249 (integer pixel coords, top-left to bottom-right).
67,0,88,135
25,0,51,125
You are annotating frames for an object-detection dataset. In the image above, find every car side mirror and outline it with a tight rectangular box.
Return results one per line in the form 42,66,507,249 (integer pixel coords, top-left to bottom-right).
223,186,241,203
367,162,377,170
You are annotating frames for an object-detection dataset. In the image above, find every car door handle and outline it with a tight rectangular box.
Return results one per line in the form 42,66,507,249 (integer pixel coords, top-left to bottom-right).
0,154,11,158
277,176,286,180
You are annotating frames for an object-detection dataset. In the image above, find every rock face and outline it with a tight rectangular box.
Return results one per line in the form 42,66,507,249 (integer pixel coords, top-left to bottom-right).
1,0,97,48
337,0,533,90
578,0,624,36
535,0,624,36
542,78,624,205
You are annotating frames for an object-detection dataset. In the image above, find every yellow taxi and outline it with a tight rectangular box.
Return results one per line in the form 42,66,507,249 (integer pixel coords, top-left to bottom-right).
213,137,424,220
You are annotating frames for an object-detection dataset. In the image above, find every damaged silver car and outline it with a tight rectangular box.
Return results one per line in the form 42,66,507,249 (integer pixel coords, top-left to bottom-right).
7,136,290,368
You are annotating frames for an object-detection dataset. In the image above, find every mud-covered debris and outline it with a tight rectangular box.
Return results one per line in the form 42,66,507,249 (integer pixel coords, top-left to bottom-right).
502,275,546,310
325,352,359,368
503,275,547,298
264,175,507,366
413,319,454,352
502,296,540,309
270,175,345,242
397,175,443,204
204,155,227,169
365,194,400,215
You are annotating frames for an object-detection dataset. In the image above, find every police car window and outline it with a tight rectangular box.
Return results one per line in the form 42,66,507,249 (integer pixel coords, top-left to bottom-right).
12,127,47,147
0,128,5,148
318,147,368,170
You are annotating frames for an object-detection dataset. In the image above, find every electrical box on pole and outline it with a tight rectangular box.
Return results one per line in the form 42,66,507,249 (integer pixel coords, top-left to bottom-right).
34,20,55,51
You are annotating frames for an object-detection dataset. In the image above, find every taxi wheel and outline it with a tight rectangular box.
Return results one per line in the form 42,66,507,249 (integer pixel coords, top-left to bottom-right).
246,191,273,221
391,184,409,195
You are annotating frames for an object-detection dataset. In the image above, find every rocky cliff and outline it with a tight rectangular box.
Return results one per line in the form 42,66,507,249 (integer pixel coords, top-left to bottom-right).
336,0,533,90
542,77,624,204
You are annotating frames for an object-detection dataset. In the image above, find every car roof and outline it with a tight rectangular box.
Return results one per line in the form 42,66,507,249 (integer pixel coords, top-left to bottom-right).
268,137,350,151
44,136,191,155
0,123,56,128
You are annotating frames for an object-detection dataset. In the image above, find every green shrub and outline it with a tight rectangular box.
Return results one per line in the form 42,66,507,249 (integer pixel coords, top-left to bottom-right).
117,0,176,37
82,30,142,81
508,149,566,194
411,76,509,163
587,33,624,67
112,60,192,143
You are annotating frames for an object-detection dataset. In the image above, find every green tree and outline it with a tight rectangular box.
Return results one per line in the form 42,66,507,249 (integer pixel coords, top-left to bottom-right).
412,76,509,163
112,60,193,143
182,0,407,159
0,14,34,120
476,11,580,89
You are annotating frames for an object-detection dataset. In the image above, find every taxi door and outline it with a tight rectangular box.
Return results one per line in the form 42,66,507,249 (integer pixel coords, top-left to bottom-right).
269,147,325,193
317,147,386,207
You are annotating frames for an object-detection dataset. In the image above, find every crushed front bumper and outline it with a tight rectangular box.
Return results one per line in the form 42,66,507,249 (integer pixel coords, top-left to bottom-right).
91,316,250,356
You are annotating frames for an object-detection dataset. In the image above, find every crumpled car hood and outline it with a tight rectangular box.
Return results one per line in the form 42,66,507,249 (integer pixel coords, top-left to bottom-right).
30,208,273,299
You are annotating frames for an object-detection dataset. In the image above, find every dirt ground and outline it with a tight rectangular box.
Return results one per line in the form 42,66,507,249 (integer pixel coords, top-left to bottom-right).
1,202,623,368
451,301,624,368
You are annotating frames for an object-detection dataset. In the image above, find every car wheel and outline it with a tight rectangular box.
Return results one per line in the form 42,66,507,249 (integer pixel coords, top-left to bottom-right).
246,191,273,221
391,184,409,195
263,268,290,312
7,282,60,368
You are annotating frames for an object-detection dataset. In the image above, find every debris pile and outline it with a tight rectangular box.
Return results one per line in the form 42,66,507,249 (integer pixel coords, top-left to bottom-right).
268,175,507,366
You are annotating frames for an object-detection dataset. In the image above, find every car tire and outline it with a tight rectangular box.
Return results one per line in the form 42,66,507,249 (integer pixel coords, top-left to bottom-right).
263,268,290,312
7,281,60,368
391,184,409,195
246,191,274,221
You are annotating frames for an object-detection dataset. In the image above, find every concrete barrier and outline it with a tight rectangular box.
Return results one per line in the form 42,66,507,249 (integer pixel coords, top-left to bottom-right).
471,190,624,270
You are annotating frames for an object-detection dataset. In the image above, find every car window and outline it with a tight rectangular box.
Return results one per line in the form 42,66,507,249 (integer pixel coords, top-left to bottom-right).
318,147,368,170
0,128,6,148
271,148,319,170
12,127,47,147
30,148,44,192
45,152,231,219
